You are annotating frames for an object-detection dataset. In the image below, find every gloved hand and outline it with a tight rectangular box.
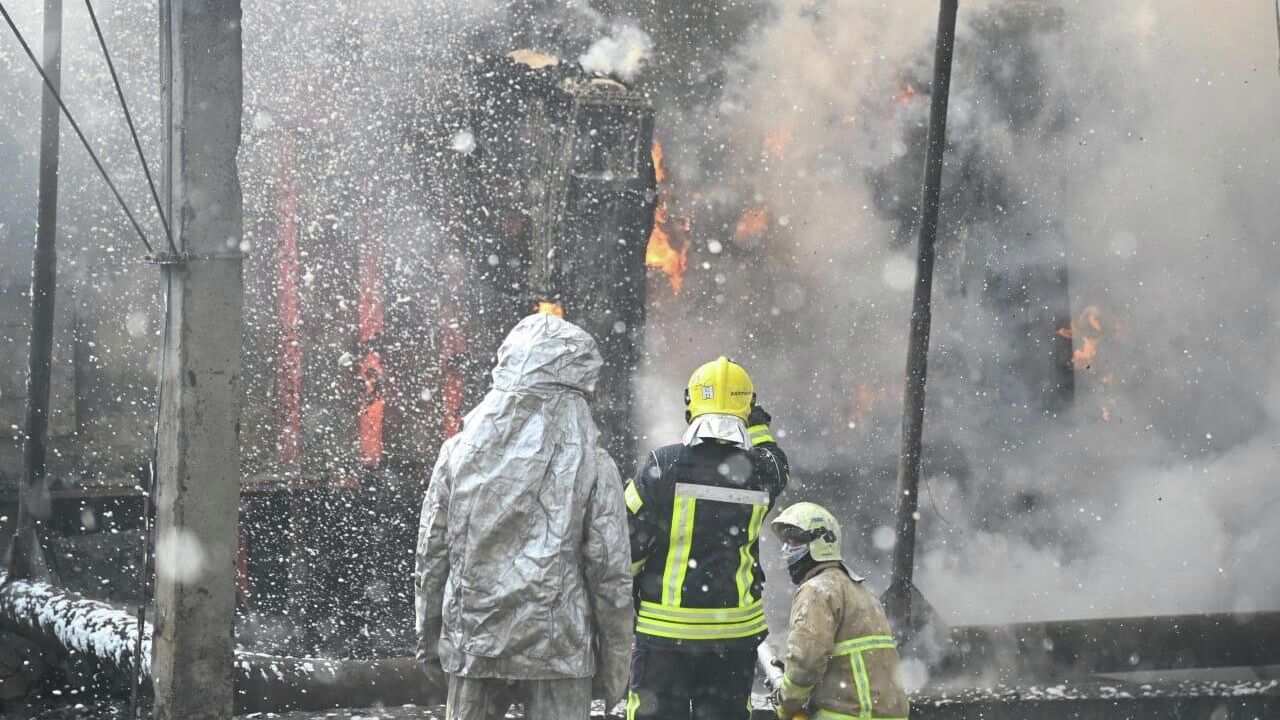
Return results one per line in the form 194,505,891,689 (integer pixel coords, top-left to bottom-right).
776,694,809,720
748,404,772,427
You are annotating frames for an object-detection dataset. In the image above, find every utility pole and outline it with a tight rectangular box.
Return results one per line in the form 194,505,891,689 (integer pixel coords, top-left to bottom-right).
11,0,63,581
885,0,959,635
150,0,244,718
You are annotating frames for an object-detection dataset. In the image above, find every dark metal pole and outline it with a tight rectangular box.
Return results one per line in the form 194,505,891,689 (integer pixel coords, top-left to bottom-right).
11,0,63,581
886,0,960,632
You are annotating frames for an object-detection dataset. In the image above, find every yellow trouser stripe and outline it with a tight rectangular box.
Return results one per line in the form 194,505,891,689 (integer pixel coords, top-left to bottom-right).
626,690,640,720
624,482,644,514
662,496,696,606
638,599,764,623
734,503,767,605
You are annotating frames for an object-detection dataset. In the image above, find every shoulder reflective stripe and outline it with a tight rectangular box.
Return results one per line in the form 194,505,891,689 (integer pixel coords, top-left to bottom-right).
624,482,644,514
734,503,767,605
832,635,897,656
662,496,696,606
850,651,873,719
638,599,764,623
674,482,771,506
630,558,646,577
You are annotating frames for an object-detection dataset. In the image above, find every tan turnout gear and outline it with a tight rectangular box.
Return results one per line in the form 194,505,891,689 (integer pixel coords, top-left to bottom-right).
778,563,910,720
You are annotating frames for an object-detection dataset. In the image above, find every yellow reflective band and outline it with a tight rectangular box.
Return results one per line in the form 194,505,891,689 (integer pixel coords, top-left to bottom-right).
851,651,873,719
832,634,897,656
634,614,768,640
630,558,646,577
624,482,644,514
675,482,770,506
747,424,774,446
734,503,767,605
638,599,764,624
626,690,640,720
662,496,696,607
813,711,907,720
780,675,814,701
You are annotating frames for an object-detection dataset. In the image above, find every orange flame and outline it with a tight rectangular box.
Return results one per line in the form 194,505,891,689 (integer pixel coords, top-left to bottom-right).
357,208,385,469
847,383,901,428
734,206,769,242
1059,306,1113,372
537,300,564,317
646,200,689,294
646,139,690,294
896,83,918,107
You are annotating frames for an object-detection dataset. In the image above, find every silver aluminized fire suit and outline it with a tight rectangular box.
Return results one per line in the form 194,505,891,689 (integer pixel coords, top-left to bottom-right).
415,313,634,720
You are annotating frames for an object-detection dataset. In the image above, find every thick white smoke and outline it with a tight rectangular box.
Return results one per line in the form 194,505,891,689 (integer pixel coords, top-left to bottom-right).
578,24,654,81
639,0,1280,624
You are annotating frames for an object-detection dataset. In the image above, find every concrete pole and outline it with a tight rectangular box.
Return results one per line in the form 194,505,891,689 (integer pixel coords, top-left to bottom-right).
150,1,244,718
10,0,63,582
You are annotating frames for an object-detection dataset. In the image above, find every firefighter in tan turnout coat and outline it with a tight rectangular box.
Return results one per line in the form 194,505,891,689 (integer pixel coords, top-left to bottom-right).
770,502,910,720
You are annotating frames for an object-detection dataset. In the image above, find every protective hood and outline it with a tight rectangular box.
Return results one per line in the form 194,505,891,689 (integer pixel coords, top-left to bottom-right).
682,413,751,449
490,313,603,396
415,313,633,702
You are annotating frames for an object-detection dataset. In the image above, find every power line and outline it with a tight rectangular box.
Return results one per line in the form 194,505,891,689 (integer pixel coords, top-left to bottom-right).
0,0,155,254
83,0,174,253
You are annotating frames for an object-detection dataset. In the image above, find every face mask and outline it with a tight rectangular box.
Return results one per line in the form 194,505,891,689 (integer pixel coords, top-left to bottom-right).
782,542,811,567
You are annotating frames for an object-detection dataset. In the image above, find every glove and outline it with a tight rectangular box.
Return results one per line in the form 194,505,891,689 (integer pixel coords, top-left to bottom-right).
776,694,809,720
748,404,772,428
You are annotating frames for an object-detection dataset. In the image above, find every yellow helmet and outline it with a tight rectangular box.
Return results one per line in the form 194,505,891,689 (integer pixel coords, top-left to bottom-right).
685,356,755,423
771,502,842,563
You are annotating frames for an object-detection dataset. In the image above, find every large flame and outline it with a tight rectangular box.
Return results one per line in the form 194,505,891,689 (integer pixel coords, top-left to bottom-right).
646,201,689,293
646,139,690,294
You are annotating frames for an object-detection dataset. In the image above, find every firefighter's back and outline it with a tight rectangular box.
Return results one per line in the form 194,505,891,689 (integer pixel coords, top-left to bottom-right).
806,566,910,719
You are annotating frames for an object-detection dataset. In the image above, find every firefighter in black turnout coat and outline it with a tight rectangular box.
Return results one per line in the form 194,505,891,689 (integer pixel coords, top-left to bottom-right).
625,357,790,720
